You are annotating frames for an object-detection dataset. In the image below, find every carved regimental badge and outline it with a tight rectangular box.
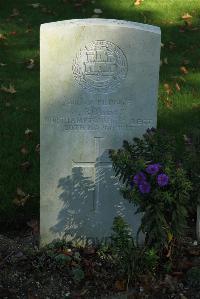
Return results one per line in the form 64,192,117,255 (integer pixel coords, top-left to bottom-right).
72,40,128,94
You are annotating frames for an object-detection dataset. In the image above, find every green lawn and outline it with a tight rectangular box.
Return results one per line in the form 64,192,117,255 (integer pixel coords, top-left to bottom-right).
0,0,199,227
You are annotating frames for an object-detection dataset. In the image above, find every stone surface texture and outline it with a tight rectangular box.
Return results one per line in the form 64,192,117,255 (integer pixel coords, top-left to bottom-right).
40,18,161,245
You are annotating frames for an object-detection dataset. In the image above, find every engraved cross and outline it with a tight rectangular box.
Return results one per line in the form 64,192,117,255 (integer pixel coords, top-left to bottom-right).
72,137,112,211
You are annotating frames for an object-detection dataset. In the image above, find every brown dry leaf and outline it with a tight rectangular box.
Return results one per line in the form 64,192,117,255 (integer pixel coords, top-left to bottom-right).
180,66,188,74
182,13,192,20
175,82,181,91
164,83,172,95
26,59,35,69
13,188,30,207
25,128,33,136
1,84,16,94
114,279,126,291
20,145,29,155
10,8,20,17
134,0,142,6
0,34,7,40
164,98,173,109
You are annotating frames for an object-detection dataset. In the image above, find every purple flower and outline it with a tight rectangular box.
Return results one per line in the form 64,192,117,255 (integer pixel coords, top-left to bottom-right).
157,173,169,187
139,181,151,194
133,172,146,185
146,163,161,175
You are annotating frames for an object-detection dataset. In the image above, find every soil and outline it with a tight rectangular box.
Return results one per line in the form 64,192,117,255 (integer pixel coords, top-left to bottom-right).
0,227,200,299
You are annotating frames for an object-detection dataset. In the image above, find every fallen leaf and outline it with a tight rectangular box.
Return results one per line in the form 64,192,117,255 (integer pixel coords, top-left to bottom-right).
9,31,17,35
164,57,168,65
0,63,6,66
28,3,40,8
13,188,30,207
26,59,35,69
175,82,181,91
182,13,192,20
17,187,26,197
180,66,188,74
164,98,173,109
10,8,20,17
1,84,16,94
169,41,176,50
114,279,126,291
25,128,33,137
20,145,29,155
167,231,173,242
93,8,103,14
134,0,142,6
0,34,7,40
164,83,172,95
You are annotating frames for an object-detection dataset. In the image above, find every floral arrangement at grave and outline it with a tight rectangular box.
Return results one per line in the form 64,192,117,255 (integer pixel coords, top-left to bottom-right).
109,128,192,255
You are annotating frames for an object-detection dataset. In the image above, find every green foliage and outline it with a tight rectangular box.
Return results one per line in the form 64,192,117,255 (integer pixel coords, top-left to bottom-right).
72,267,85,283
144,248,159,273
54,253,72,265
182,128,200,210
110,129,192,251
110,216,142,284
111,215,133,251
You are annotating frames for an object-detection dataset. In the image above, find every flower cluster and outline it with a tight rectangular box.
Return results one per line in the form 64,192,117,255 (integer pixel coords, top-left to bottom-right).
132,163,169,194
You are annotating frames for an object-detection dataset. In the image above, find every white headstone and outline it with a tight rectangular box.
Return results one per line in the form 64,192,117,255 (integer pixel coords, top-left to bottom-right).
40,19,161,246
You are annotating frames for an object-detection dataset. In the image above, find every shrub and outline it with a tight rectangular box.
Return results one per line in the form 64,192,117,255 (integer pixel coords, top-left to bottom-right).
110,128,192,253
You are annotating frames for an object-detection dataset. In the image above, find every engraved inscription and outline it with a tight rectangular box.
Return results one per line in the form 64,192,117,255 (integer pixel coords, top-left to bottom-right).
44,115,153,131
72,40,128,94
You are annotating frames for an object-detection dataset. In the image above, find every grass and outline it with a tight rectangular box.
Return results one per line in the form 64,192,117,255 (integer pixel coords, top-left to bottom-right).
0,0,199,227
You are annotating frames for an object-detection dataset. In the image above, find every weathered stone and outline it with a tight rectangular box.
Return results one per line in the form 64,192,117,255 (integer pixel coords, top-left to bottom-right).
40,18,161,245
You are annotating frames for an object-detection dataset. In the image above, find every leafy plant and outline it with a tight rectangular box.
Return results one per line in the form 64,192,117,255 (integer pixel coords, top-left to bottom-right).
72,267,85,283
54,253,72,265
110,129,192,253
144,248,159,273
183,128,200,211
110,216,146,286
